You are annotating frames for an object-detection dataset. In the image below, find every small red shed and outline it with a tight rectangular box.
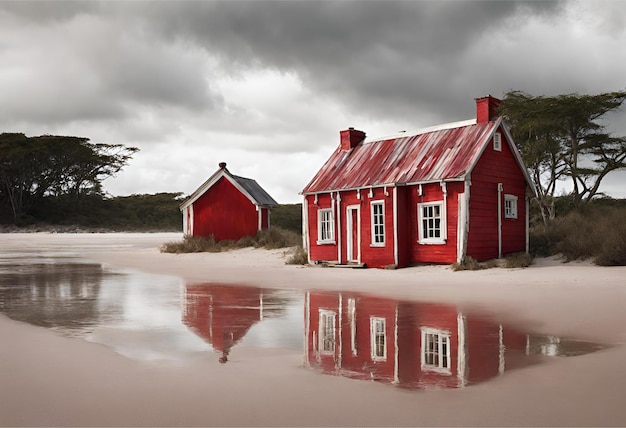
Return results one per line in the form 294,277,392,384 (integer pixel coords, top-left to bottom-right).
301,96,535,268
180,162,278,240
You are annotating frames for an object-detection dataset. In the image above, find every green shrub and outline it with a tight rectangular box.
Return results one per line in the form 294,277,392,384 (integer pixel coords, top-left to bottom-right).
271,204,302,234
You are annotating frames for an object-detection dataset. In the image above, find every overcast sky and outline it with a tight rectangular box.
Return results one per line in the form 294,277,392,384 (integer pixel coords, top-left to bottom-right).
1,0,625,203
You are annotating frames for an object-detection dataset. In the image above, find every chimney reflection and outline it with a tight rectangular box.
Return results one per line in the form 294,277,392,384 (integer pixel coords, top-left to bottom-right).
181,283,289,362
304,291,604,389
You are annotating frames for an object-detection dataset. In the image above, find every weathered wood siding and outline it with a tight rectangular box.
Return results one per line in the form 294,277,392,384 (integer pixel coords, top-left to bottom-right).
306,189,397,268
306,193,338,262
467,127,527,260
192,177,258,241
406,181,464,264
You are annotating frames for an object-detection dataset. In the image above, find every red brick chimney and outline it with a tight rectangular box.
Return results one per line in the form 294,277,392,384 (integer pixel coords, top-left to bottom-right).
340,127,366,151
475,95,501,123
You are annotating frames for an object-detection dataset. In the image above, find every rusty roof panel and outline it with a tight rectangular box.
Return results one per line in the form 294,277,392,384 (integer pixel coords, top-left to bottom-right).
302,121,497,194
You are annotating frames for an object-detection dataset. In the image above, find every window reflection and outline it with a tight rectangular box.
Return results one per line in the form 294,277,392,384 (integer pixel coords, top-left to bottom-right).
304,291,605,389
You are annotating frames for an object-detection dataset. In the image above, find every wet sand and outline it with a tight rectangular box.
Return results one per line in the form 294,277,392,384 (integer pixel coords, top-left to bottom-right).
1,233,626,426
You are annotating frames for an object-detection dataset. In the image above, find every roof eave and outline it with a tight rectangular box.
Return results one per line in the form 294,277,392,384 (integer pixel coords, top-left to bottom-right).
179,168,278,211
179,168,227,211
300,177,466,196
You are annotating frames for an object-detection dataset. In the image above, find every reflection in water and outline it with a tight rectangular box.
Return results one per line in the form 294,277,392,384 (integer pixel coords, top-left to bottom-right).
304,291,606,390
0,262,107,333
0,257,606,390
181,283,295,362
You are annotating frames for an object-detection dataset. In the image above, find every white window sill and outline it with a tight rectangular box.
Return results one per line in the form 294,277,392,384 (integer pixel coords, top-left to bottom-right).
317,240,336,245
418,239,446,245
421,365,452,375
505,215,518,220
371,355,387,362
370,243,386,248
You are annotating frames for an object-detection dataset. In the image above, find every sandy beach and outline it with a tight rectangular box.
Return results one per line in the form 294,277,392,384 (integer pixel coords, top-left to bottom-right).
1,233,626,427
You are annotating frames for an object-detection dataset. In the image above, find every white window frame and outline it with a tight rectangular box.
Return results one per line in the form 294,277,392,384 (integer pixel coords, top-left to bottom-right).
317,208,335,244
370,200,385,247
493,132,502,151
504,194,518,219
319,310,336,354
421,327,451,373
418,201,446,244
370,317,387,361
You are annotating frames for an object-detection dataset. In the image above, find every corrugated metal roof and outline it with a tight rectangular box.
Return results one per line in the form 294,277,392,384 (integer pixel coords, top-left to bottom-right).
302,119,498,194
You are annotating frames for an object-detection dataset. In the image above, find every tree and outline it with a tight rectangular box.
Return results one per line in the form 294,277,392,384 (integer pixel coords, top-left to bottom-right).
0,133,138,223
499,90,626,223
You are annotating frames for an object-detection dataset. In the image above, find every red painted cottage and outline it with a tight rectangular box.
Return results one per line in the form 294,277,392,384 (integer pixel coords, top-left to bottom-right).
301,96,535,268
180,162,278,240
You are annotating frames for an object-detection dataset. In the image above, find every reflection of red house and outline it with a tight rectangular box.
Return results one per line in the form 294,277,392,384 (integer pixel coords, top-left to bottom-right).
182,284,266,360
304,291,529,389
180,162,278,240
301,96,535,268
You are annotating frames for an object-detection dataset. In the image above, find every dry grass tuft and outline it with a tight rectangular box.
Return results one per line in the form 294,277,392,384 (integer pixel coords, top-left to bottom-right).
451,256,486,271
530,204,626,266
285,246,308,265
504,252,534,268
160,227,303,255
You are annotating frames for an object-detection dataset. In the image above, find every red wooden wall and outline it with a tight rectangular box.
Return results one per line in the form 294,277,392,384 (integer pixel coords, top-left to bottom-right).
192,177,259,241
467,128,527,260
405,181,464,264
305,189,397,268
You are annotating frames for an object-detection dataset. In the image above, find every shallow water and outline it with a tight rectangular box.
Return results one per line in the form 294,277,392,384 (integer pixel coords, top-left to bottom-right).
0,238,606,390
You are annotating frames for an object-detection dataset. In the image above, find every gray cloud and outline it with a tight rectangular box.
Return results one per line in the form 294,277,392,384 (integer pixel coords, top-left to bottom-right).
132,1,565,121
1,0,625,202
0,3,222,126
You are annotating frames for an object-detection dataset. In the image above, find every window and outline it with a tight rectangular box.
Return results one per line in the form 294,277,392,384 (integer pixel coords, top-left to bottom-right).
418,201,446,244
493,132,502,151
504,194,518,219
370,317,386,360
421,328,451,372
317,209,334,243
319,310,336,353
371,201,385,246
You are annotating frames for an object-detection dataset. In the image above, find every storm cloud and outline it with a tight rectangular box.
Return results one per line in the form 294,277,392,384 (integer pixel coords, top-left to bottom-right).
1,1,625,202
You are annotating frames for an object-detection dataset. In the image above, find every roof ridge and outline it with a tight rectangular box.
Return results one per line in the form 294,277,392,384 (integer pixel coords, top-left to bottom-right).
363,118,477,144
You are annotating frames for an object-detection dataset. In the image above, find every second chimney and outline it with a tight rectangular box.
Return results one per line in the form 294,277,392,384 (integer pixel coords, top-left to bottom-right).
340,127,366,151
475,96,501,124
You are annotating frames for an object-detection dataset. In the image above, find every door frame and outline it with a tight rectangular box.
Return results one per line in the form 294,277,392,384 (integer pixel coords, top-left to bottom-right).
346,205,361,263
